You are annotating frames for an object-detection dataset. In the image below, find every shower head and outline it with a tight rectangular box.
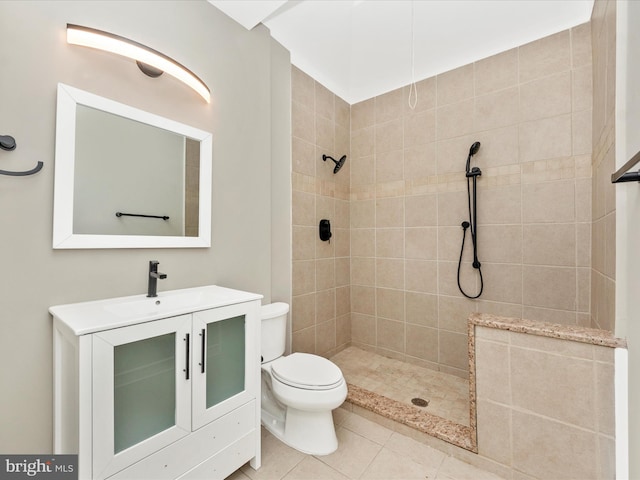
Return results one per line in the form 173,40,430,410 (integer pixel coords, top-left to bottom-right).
323,154,347,174
465,141,481,173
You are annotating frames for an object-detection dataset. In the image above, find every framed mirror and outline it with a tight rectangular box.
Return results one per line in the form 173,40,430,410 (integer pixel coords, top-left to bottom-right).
53,83,212,249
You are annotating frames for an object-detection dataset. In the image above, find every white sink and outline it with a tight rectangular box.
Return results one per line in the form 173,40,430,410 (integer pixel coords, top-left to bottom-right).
104,290,205,319
50,285,263,335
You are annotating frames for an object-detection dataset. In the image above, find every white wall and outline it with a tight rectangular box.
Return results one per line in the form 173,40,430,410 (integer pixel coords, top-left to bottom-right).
614,1,640,477
0,0,290,452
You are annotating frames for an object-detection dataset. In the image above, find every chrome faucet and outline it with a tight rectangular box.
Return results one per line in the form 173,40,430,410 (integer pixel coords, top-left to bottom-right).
147,260,167,297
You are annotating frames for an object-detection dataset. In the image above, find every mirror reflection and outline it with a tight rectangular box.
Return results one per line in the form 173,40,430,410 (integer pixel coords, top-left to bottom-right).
73,105,200,237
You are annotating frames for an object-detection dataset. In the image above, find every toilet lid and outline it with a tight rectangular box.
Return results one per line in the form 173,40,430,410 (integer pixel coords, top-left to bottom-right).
271,353,344,390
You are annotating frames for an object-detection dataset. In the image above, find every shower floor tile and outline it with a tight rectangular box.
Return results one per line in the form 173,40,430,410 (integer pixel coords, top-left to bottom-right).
331,346,470,426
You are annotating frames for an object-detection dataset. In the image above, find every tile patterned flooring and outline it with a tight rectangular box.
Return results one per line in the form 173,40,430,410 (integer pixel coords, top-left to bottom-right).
331,347,471,426
229,409,504,480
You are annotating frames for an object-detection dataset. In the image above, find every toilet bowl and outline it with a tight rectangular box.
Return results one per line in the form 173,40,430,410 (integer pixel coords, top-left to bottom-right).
260,303,347,455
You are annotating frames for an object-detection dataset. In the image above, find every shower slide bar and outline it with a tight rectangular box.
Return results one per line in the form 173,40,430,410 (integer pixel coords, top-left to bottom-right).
115,212,170,220
612,148,640,183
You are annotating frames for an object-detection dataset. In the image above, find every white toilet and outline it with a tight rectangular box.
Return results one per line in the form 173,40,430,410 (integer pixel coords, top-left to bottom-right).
260,302,347,455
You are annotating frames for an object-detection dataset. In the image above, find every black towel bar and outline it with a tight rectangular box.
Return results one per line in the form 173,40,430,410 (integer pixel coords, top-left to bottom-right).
612,149,640,183
116,212,170,220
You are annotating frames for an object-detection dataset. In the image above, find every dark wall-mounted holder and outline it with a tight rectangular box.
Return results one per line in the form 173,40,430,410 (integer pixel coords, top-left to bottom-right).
0,134,44,176
319,219,332,242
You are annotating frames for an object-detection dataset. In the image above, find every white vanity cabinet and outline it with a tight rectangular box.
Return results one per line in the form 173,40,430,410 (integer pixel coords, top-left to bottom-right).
51,286,263,480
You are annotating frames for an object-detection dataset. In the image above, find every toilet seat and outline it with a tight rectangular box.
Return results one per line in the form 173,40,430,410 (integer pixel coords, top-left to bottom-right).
271,353,344,390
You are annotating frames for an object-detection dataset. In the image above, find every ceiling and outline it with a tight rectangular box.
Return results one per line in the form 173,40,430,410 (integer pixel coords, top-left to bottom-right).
209,0,594,104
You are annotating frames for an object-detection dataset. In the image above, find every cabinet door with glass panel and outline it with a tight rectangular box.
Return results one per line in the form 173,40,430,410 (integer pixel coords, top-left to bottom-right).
191,302,258,430
91,314,192,480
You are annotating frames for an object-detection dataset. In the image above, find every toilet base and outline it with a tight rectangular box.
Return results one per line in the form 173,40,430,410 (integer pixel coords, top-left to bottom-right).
262,406,338,456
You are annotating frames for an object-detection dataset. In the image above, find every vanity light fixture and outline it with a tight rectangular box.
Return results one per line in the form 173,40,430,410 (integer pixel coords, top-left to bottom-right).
66,24,211,103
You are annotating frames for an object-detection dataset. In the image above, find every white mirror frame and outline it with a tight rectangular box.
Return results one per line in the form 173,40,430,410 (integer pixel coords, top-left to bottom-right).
53,83,212,249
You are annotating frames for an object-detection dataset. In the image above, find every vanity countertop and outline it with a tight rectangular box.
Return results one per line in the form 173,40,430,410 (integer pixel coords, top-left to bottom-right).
50,285,263,335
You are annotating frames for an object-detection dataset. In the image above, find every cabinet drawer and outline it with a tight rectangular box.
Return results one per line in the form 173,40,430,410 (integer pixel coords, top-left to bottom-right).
110,401,256,480
179,431,255,480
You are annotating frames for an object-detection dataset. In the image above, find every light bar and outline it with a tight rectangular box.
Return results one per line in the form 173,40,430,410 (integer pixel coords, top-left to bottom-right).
66,24,211,103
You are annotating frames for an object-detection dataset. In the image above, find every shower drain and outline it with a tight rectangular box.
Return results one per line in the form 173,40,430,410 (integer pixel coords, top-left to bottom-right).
411,397,429,407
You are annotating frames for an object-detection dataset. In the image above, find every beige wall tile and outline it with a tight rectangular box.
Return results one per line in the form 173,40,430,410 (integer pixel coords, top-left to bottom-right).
292,293,316,332
476,400,511,465
351,257,375,286
292,66,314,106
522,180,575,223
375,87,403,123
334,228,350,258
376,287,404,321
476,183,522,225
292,136,316,176
292,186,315,224
376,197,404,227
437,64,474,106
406,324,438,362
519,30,571,83
573,109,593,155
316,318,337,355
351,228,375,257
335,96,350,128
351,200,376,228
439,260,474,298
522,265,577,310
336,285,351,316
438,296,476,334
293,260,315,296
351,313,376,345
520,72,571,122
572,64,593,112
351,98,375,130
521,306,577,325
376,149,404,183
377,317,405,353
316,114,335,152
437,99,475,140
522,223,576,266
512,411,597,479
475,87,519,131
292,101,315,143
474,125,519,169
476,300,522,319
576,177,592,223
405,292,438,327
595,360,615,436
405,194,438,227
404,143,436,179
292,326,315,354
351,285,375,315
375,118,403,153
336,313,351,347
436,135,476,175
351,155,375,186
477,225,522,264
511,346,595,429
351,126,375,159
405,227,437,260
377,258,405,289
376,228,404,258
437,191,468,226
315,81,334,121
474,48,518,96
571,22,592,68
293,226,316,260
438,226,471,262
404,109,436,147
405,260,437,293
438,330,468,370
479,263,523,304
316,288,336,324
509,330,593,358
403,76,436,113
316,258,335,291
519,114,572,162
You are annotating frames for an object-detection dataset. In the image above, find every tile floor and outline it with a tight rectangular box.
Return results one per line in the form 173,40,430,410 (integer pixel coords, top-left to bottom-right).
331,347,470,426
229,408,504,480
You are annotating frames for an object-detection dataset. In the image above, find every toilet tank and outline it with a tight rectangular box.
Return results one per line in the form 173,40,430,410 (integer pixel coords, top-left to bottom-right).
261,302,290,363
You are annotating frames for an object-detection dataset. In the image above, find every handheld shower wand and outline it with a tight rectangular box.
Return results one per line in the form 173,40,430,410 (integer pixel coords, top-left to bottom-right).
457,141,484,299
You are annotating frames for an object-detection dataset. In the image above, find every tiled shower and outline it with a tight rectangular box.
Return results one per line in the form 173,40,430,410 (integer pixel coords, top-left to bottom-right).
292,22,595,377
